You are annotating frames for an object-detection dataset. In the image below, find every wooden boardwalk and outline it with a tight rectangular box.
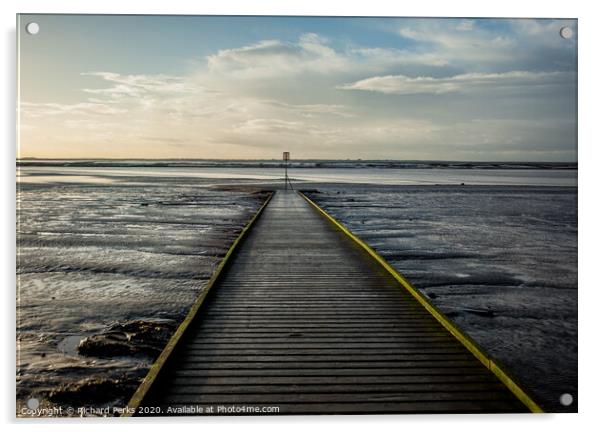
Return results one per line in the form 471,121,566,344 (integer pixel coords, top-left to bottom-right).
129,191,532,415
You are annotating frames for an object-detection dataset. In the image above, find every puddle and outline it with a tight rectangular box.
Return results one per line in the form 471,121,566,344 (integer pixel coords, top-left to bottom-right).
57,335,83,357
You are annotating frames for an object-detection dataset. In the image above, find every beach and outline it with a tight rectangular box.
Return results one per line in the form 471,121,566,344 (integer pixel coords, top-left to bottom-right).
16,161,577,414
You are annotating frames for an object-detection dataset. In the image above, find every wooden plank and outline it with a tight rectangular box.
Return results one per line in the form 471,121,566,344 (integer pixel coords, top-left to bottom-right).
181,343,464,349
164,382,508,395
161,391,517,404
191,329,447,335
166,374,501,386
185,331,449,337
170,367,494,378
195,319,444,324
173,360,482,370
180,349,470,356
129,191,534,416
183,336,454,343
176,354,473,362
194,323,446,329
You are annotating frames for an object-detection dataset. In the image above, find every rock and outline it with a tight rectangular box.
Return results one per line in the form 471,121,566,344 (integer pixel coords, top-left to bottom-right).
77,319,177,359
78,333,139,357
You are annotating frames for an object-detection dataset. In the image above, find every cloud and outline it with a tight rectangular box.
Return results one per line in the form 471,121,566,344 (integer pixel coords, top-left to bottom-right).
204,32,454,83
214,117,440,156
395,18,576,72
349,47,450,68
81,72,199,97
231,118,306,135
19,19,577,161
399,22,494,48
19,101,127,117
206,33,348,79
262,100,355,118
338,70,573,95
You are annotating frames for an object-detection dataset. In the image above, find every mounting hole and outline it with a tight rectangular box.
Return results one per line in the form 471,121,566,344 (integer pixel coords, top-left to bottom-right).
26,22,40,35
26,398,40,410
559,393,573,406
559,26,573,39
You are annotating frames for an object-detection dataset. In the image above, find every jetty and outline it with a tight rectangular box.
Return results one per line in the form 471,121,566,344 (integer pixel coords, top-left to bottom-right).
126,190,541,415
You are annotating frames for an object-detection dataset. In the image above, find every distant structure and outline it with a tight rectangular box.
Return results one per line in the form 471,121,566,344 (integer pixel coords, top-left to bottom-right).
283,151,293,190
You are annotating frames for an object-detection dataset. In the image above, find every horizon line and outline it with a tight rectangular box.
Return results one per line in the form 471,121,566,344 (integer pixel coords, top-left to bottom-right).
16,157,578,164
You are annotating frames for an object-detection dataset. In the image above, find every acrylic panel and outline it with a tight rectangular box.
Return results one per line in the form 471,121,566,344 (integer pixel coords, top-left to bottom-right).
16,14,577,417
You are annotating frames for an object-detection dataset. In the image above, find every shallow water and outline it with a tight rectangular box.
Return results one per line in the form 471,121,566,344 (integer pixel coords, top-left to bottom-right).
18,165,577,187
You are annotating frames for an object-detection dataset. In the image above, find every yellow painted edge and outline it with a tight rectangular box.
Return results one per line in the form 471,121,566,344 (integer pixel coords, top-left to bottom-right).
300,191,544,414
123,192,273,416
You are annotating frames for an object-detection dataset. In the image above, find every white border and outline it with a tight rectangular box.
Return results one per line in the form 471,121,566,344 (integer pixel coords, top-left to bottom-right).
3,1,599,431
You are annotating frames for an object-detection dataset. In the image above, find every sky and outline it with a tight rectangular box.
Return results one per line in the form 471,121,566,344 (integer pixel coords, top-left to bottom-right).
17,15,577,161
